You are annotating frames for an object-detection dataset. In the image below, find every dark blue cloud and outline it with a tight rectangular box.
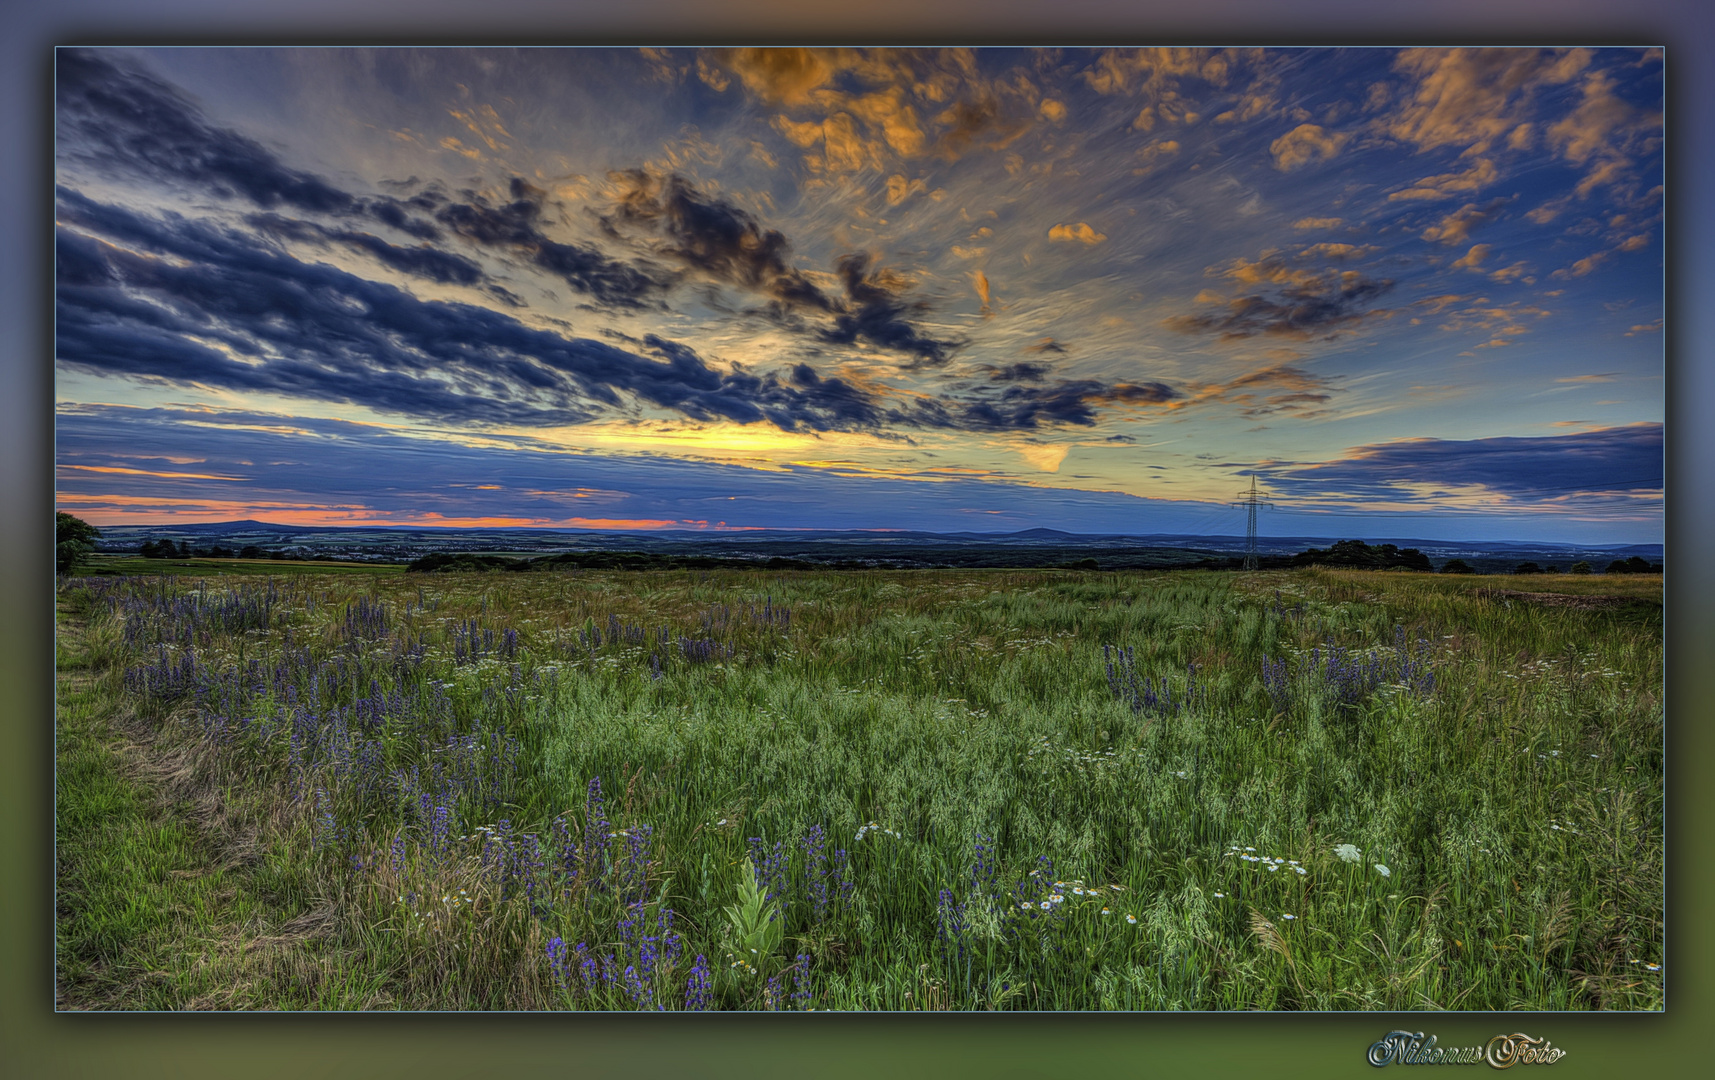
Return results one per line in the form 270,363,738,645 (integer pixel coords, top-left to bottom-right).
57,191,1158,434
604,170,835,314
54,192,831,429
605,172,962,365
1167,269,1395,340
56,50,661,309
821,253,962,366
245,213,485,285
426,178,667,308
1267,424,1663,501
981,362,1053,382
57,48,358,216
951,379,1180,430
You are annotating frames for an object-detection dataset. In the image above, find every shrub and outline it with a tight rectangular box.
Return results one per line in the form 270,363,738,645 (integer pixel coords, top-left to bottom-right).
56,512,100,574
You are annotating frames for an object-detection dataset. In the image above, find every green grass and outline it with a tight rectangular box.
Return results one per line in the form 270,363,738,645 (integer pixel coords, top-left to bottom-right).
54,567,1663,1010
82,554,407,576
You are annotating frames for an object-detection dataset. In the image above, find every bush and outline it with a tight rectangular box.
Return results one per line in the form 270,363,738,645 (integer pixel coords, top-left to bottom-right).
1570,561,1592,574
1513,562,1542,575
1439,559,1474,575
1292,540,1433,572
56,512,101,574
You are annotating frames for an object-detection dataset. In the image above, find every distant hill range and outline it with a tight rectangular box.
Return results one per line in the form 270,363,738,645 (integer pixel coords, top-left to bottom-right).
91,520,1662,574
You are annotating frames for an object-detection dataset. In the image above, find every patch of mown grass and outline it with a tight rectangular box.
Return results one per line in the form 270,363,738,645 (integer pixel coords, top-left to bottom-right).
54,598,391,1009
55,567,1663,1011
78,555,406,577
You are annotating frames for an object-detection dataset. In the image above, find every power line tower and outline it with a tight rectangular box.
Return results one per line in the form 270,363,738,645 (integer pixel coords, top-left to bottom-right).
1232,474,1273,571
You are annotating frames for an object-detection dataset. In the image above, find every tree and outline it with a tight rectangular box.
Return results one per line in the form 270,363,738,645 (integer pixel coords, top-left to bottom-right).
1440,559,1475,574
56,512,100,574
239,545,264,559
1514,562,1542,575
1605,560,1629,574
1570,561,1592,574
1624,556,1652,574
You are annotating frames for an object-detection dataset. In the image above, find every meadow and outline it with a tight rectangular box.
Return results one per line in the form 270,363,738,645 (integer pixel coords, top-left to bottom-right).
54,566,1664,1011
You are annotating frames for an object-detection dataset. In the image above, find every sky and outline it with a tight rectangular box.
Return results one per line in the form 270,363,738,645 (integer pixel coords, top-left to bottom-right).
53,46,1664,542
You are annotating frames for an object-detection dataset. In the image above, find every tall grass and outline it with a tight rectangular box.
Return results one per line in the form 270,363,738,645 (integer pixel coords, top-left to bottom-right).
55,568,1663,1010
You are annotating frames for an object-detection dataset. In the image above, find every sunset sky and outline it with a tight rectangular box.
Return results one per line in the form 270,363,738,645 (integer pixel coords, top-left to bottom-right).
54,46,1664,542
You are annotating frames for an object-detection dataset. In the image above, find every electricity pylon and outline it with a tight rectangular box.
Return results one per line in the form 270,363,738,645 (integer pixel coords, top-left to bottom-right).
1232,474,1273,571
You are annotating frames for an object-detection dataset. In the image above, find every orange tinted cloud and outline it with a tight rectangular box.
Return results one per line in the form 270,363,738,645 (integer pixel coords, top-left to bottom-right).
58,464,246,481
1421,199,1506,245
1450,243,1491,270
1269,124,1348,170
1048,222,1107,245
1387,157,1498,201
1383,48,1590,156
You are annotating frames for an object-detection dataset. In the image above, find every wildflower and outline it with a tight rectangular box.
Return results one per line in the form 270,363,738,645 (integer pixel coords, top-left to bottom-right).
1126,914,1137,925
1213,892,1225,899
1374,864,1391,878
1041,901,1051,910
1267,864,1279,872
1281,913,1296,921
1101,907,1111,915
1294,866,1307,876
1334,843,1361,863
1020,902,1033,910
1645,963,1661,972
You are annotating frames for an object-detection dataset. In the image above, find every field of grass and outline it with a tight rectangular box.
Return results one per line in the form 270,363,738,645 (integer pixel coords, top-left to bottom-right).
54,566,1663,1011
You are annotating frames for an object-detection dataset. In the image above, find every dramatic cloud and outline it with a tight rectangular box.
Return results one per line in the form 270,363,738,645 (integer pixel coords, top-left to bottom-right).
58,191,1170,434
1382,48,1590,157
57,48,359,215
1048,222,1108,245
244,213,486,286
427,178,666,308
57,50,664,311
606,171,961,364
55,191,867,431
980,362,1053,382
1269,124,1349,170
1168,251,1395,340
605,170,833,313
820,253,962,366
51,47,1663,542
1421,198,1509,245
1268,424,1662,502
